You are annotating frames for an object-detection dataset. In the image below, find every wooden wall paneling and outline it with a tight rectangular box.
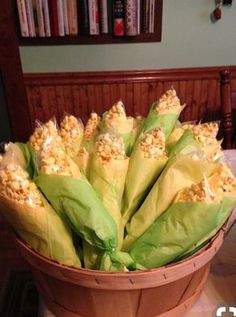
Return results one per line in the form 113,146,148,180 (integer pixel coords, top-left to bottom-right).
55,86,66,122
125,83,134,116
62,85,74,116
133,83,142,116
191,80,202,121
197,79,210,122
178,81,187,106
155,82,165,106
207,79,218,120
71,85,87,122
23,66,236,148
40,86,51,121
136,82,149,116
101,84,112,116
220,70,233,149
116,83,126,106
47,86,58,120
87,85,98,115
27,86,44,125
94,84,104,114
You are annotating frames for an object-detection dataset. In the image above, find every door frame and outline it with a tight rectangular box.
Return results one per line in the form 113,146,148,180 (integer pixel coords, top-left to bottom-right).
0,0,31,141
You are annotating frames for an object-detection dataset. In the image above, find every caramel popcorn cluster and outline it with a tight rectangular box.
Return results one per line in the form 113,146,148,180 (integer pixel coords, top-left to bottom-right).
96,134,126,163
84,112,101,141
0,164,42,207
39,146,73,176
156,88,184,114
139,128,167,159
29,120,63,153
60,115,83,154
192,122,219,140
106,101,126,120
176,178,217,204
209,163,236,198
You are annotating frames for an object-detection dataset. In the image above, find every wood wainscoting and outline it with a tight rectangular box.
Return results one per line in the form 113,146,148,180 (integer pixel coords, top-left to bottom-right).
23,66,236,137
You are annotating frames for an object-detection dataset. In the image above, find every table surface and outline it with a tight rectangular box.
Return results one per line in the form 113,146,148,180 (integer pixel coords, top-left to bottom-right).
38,217,236,317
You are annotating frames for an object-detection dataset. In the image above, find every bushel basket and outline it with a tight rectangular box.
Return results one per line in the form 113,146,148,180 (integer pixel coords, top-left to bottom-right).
14,225,228,317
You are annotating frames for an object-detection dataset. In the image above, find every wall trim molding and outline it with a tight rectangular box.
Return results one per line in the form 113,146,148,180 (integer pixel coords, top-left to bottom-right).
23,66,236,86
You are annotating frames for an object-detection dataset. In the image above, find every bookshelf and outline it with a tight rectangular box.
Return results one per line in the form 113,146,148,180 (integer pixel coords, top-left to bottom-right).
15,0,163,46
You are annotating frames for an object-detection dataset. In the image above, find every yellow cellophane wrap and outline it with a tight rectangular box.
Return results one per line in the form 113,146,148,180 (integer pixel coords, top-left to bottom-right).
122,154,216,251
0,196,81,268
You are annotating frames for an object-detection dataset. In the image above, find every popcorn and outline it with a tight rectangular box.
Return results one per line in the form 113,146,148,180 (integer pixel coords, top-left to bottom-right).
176,178,218,203
139,128,167,159
96,134,126,163
29,120,63,153
156,88,185,114
209,163,236,198
106,101,126,120
0,164,43,207
60,115,83,157
176,163,236,204
192,122,219,140
84,112,101,141
40,146,73,176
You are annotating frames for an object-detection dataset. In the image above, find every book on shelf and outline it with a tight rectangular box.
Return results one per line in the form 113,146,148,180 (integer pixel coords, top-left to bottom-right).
56,0,65,36
16,0,159,40
113,0,125,36
149,0,155,33
35,0,45,37
125,0,139,36
47,0,58,36
142,0,155,33
25,0,36,37
68,0,78,35
42,0,51,36
99,0,108,34
78,0,89,35
62,0,69,35
88,0,99,35
17,0,29,37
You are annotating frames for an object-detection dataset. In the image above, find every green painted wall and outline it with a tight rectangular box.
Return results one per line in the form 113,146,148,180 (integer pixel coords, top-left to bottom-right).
20,0,236,73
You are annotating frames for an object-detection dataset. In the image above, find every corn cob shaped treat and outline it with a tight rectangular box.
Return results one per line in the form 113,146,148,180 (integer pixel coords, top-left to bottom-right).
141,88,185,139
76,112,101,176
122,128,168,225
102,101,134,155
0,160,81,268
167,121,222,161
60,114,84,159
89,134,129,245
29,119,63,153
122,145,216,251
129,162,236,268
32,122,118,254
84,134,129,268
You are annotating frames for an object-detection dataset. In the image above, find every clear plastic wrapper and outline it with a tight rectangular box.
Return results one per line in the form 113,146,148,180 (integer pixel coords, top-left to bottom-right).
140,88,185,140
59,113,84,158
166,121,222,161
101,101,134,155
75,112,101,176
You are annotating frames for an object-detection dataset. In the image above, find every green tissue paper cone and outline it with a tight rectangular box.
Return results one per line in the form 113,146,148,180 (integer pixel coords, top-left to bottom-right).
130,198,236,268
36,174,118,252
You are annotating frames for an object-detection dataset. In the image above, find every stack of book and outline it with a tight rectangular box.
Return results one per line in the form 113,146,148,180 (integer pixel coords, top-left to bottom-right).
17,0,156,38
